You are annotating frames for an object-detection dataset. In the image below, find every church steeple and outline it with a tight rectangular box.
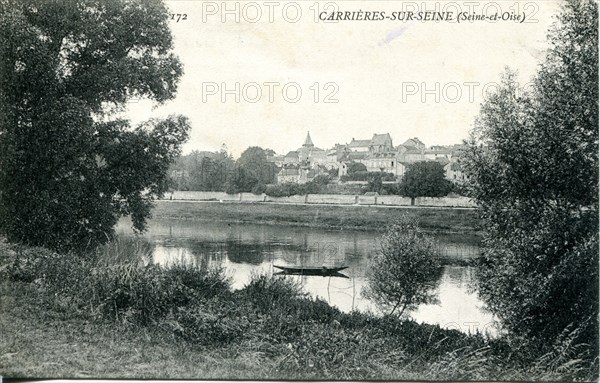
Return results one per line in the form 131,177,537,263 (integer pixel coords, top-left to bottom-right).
303,131,314,147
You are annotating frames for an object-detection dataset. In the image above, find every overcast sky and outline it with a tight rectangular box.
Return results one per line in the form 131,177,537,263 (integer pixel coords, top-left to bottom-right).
125,0,562,157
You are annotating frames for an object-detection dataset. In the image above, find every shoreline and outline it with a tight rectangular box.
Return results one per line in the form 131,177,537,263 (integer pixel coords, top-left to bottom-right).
151,200,482,234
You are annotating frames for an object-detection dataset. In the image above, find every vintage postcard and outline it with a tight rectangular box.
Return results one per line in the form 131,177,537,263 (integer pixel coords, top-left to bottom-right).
0,0,597,381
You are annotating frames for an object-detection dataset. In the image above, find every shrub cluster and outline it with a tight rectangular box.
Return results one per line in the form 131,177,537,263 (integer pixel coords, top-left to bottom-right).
265,182,321,197
6,238,232,329
340,171,395,182
2,236,597,380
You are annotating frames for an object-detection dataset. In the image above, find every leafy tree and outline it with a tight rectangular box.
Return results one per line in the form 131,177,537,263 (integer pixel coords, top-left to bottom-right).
363,218,441,317
230,146,277,192
381,182,401,196
225,167,256,194
401,161,452,203
462,0,598,352
312,174,331,187
169,149,234,192
327,167,339,177
0,0,190,252
302,181,320,195
367,173,383,193
341,170,395,183
251,183,267,195
346,161,367,176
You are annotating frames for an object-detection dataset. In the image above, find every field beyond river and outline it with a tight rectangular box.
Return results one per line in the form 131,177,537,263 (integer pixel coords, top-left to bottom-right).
152,200,481,234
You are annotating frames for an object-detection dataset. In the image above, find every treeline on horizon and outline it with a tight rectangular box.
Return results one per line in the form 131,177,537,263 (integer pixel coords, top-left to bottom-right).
168,146,458,198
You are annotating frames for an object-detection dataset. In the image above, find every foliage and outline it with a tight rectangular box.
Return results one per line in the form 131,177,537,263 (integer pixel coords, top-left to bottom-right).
171,299,250,345
6,236,231,326
311,174,331,186
3,237,598,380
326,167,339,177
251,183,267,195
7,245,59,283
169,149,234,191
400,161,452,199
0,0,190,253
346,161,367,176
227,146,278,193
367,173,383,193
265,183,298,197
265,181,322,197
168,146,280,193
462,0,598,351
363,218,442,317
381,182,401,196
242,273,306,313
340,171,395,182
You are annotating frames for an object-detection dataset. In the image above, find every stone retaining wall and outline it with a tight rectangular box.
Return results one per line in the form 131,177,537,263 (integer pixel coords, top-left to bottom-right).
166,191,476,208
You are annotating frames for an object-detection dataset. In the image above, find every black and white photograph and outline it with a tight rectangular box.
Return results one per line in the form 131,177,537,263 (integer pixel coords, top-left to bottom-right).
0,0,598,380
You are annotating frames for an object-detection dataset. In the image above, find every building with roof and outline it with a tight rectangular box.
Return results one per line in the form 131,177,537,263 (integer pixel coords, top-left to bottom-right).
277,166,301,183
325,150,340,170
445,161,469,183
402,137,426,150
364,151,406,177
397,145,425,163
266,154,285,167
424,146,453,161
348,138,371,153
338,151,370,177
369,133,394,152
273,132,469,184
287,132,327,167
284,150,300,164
277,132,331,183
277,163,329,184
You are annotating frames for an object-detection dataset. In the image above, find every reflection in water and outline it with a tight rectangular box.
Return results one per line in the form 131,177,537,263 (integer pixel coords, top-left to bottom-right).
118,218,496,335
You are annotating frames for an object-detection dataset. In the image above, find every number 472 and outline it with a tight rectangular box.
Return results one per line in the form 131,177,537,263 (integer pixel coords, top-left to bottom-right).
170,13,188,22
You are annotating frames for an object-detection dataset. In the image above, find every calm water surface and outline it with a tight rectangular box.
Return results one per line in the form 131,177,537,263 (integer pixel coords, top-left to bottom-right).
117,218,496,335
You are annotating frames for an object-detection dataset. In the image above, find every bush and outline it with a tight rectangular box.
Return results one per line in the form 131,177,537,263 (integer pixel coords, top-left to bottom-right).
312,174,331,186
265,183,298,197
341,171,395,182
265,181,324,197
7,236,232,326
7,246,60,283
87,260,230,325
242,273,306,313
251,183,267,195
164,262,231,301
363,218,442,317
169,298,249,345
90,264,175,324
381,183,401,195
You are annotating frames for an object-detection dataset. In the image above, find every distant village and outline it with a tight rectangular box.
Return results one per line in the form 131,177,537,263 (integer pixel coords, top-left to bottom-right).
270,132,468,184
169,132,470,194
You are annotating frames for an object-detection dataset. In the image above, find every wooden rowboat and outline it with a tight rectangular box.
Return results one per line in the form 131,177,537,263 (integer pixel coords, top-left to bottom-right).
274,265,348,276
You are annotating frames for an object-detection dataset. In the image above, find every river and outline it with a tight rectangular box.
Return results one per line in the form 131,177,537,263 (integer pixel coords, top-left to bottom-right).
117,218,496,336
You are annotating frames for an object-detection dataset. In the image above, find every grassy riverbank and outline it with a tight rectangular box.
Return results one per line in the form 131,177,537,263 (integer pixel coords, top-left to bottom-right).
1,237,595,381
152,200,481,233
